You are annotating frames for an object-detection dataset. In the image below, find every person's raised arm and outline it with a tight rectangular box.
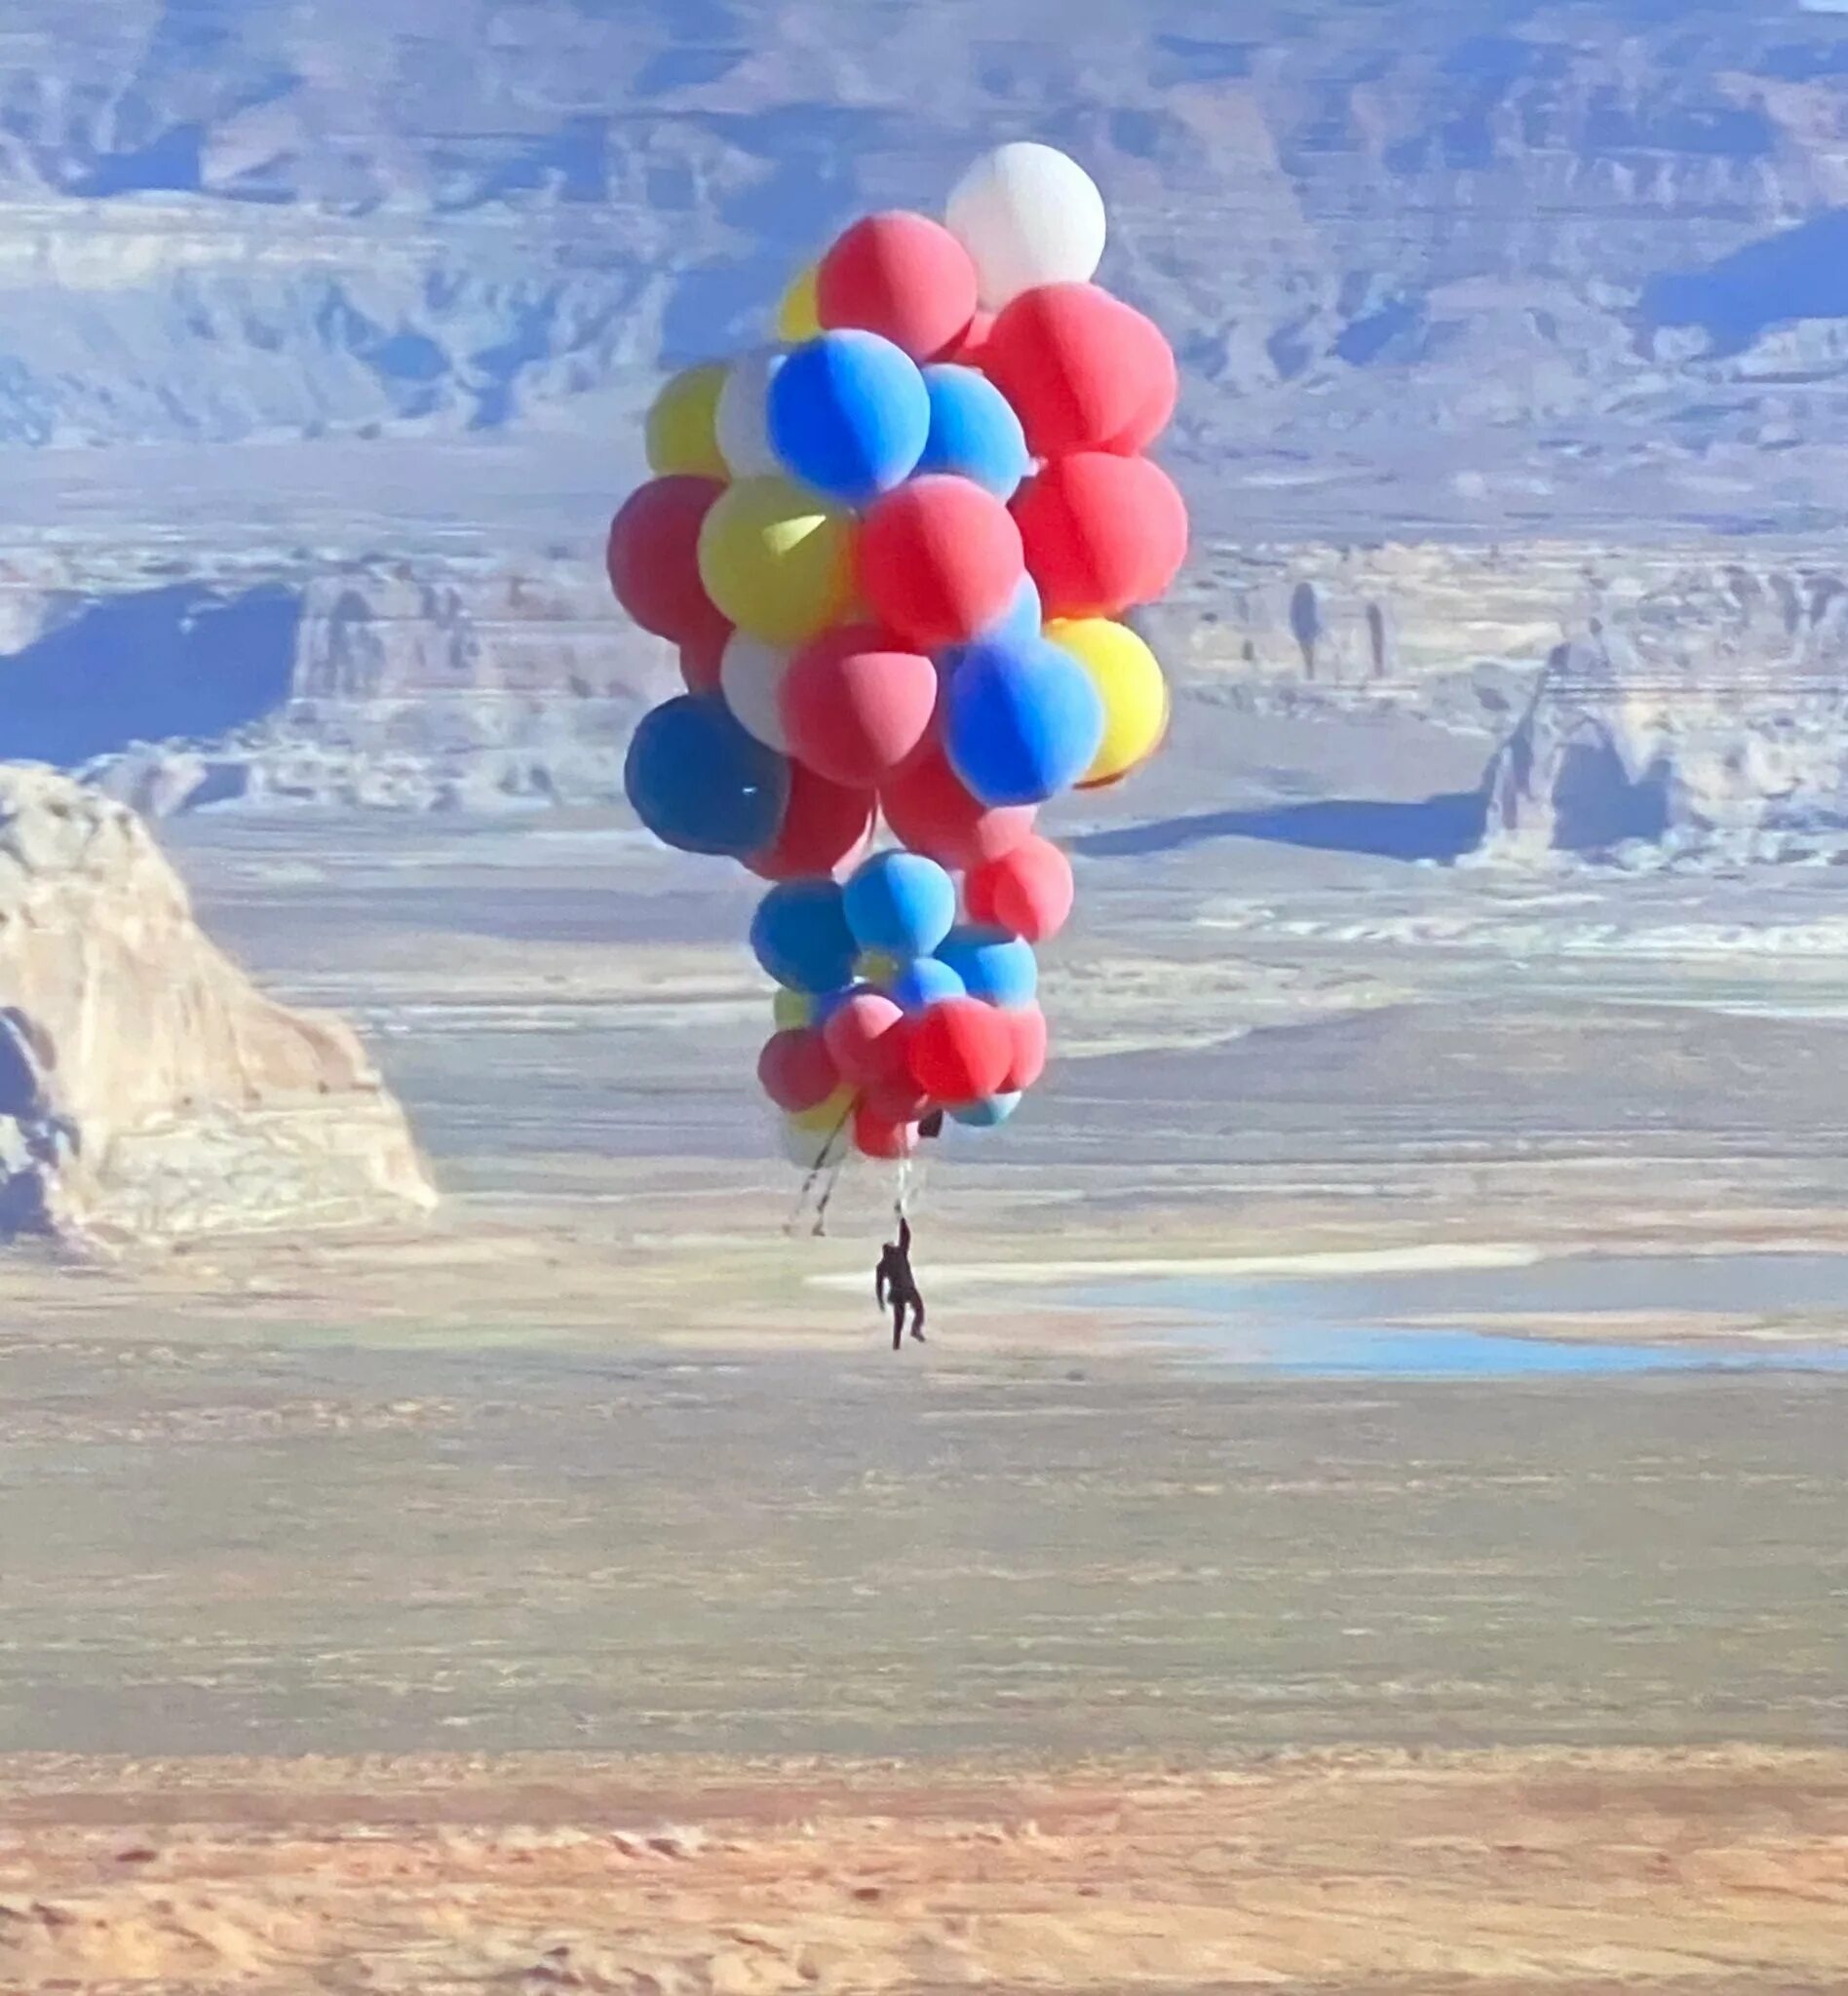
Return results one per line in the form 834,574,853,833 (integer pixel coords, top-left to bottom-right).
898,1216,912,1257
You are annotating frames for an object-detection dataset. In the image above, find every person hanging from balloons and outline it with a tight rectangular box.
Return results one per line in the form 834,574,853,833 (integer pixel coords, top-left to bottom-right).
874,1211,926,1351
609,142,1188,1336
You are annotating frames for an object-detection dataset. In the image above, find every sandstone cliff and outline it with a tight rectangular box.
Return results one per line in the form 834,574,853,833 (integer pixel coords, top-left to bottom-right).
0,766,437,1243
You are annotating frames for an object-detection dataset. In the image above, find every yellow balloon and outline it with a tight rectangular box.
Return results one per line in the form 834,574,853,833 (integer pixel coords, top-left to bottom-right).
1046,617,1172,788
854,949,901,987
791,1084,856,1132
644,363,728,480
698,477,856,645
773,987,815,1031
777,264,823,343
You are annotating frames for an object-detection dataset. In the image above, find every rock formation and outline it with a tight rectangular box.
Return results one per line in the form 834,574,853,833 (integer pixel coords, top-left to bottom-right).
0,765,437,1244
1480,565,1848,863
0,3,1845,856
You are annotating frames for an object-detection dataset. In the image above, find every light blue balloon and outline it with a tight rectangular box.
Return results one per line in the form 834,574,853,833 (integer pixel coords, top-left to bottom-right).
751,879,859,994
943,637,1106,807
768,331,931,505
843,851,958,958
939,924,1039,1009
888,956,967,1014
916,365,1031,501
950,1092,1022,1129
625,694,789,858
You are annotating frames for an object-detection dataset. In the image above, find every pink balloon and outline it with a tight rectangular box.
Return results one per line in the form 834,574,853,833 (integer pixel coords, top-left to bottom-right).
757,1029,839,1114
965,836,1075,942
823,990,908,1089
781,625,940,787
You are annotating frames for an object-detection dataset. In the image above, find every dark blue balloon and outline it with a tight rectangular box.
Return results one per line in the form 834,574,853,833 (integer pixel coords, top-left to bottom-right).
751,880,860,994
769,331,931,505
943,637,1106,807
950,1092,1022,1129
917,365,1031,501
625,694,789,857
938,924,1039,1009
888,957,967,1013
843,851,958,958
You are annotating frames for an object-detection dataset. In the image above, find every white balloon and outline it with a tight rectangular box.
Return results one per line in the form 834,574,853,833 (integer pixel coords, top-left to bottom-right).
945,143,1108,310
719,631,794,750
715,346,786,478
779,1116,846,1171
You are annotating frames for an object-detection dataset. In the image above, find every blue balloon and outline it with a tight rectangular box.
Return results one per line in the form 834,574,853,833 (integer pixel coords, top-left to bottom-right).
943,637,1106,807
843,851,958,958
917,365,1031,501
950,1092,1022,1130
751,880,859,994
888,957,967,1013
939,924,1039,1009
625,694,789,858
768,331,930,505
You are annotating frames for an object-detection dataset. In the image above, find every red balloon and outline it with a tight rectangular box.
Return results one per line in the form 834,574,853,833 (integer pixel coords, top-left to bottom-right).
678,621,731,695
858,476,1025,652
757,1029,839,1114
908,997,1014,1107
1000,1004,1049,1094
945,309,996,366
818,211,979,362
606,477,729,646
824,991,907,1089
1012,453,1189,619
865,1075,932,1124
965,836,1075,942
781,624,940,787
881,740,1037,872
746,764,873,882
1104,307,1178,454
983,284,1169,460
854,1100,920,1161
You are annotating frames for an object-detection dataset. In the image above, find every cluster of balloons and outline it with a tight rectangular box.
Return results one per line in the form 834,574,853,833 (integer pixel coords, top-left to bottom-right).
612,142,1186,1167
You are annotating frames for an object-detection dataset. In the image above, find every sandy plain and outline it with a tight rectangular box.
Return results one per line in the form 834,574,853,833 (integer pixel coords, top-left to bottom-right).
2,752,1845,1989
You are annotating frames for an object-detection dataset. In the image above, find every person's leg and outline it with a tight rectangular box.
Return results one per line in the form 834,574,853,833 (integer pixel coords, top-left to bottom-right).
908,1294,926,1342
892,1298,905,1352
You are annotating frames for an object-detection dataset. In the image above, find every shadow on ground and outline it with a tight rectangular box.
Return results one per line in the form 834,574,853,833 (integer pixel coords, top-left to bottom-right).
1077,787,1489,863
0,585,301,766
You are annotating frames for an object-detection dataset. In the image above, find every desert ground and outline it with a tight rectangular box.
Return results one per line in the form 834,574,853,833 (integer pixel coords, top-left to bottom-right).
2,774,1846,1990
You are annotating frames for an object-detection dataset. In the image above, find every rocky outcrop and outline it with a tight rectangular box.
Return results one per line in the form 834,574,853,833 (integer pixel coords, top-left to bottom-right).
1480,566,1848,862
0,766,437,1243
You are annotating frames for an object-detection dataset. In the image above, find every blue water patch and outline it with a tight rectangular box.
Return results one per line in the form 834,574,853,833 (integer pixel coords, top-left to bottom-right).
1075,1260,1848,1381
